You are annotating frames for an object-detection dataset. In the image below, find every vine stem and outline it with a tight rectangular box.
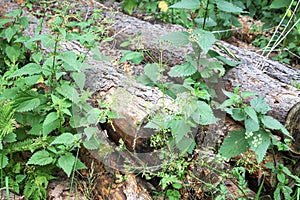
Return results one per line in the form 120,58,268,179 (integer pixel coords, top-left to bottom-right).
203,0,210,30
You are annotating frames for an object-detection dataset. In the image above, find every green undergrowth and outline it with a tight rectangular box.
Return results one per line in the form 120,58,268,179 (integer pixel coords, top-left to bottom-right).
115,0,300,65
0,0,299,200
0,3,114,199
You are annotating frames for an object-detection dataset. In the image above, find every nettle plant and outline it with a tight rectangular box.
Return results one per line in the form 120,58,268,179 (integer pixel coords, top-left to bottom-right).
218,87,291,163
0,6,112,200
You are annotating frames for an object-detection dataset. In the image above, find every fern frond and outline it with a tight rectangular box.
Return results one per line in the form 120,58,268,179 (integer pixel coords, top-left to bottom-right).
0,101,15,138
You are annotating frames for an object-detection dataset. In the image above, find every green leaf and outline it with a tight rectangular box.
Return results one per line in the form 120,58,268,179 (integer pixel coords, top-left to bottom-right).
231,108,246,121
219,130,249,159
43,112,59,126
261,116,283,130
156,32,190,47
56,84,79,103
176,137,195,155
270,0,291,9
245,118,259,133
43,112,60,136
250,97,271,114
83,136,103,150
136,75,154,86
250,129,271,163
170,0,200,9
5,26,17,42
15,98,41,112
216,0,244,13
9,63,42,78
241,91,256,98
84,127,98,140
5,45,20,63
51,133,75,145
194,29,216,54
216,56,241,67
144,63,160,83
27,150,53,166
244,107,258,123
73,159,87,170
168,62,197,77
91,47,112,61
0,155,8,169
59,51,82,71
58,153,75,177
194,17,217,27
197,101,218,125
119,51,144,64
170,119,191,143
72,72,86,91
0,18,13,27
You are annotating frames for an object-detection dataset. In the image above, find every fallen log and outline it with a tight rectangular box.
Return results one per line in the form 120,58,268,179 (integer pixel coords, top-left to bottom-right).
4,0,300,198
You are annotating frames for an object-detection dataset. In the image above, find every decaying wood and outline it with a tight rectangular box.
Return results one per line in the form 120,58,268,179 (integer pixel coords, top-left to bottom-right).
3,0,300,198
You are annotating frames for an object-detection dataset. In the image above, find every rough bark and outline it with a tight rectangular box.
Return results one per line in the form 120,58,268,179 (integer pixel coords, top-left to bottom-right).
3,0,300,198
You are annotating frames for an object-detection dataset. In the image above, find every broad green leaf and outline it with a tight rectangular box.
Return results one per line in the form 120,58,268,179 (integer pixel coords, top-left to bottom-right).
176,137,195,155
9,63,42,78
24,75,42,86
241,91,256,98
197,101,218,124
5,45,20,63
136,75,154,86
250,129,271,163
194,29,216,54
72,72,86,91
32,34,55,49
15,98,41,112
59,51,82,71
56,84,79,103
156,31,190,47
5,26,17,42
51,132,75,145
231,108,246,121
244,107,258,123
219,98,235,109
170,119,191,143
84,127,98,140
58,153,75,177
0,18,13,27
168,62,197,77
144,63,160,83
3,133,17,143
261,115,283,130
194,17,217,27
245,118,259,133
216,0,244,13
216,56,241,67
73,159,87,170
83,136,103,150
43,112,59,126
119,51,144,64
270,0,291,9
0,155,8,169
250,97,271,114
219,130,249,159
27,150,53,166
169,0,200,9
